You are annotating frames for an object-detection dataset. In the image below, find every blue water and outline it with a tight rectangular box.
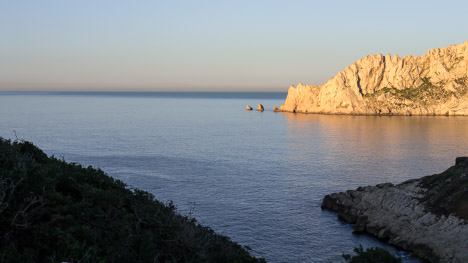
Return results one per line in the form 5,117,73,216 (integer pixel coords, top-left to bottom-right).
2,91,467,262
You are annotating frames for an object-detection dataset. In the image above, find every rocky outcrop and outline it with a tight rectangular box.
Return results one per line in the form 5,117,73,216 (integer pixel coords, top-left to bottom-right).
257,104,264,112
280,41,468,115
246,105,253,111
321,157,468,263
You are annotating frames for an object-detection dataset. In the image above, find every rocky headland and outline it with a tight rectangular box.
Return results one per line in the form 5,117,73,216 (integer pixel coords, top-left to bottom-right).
321,157,468,263
280,41,468,115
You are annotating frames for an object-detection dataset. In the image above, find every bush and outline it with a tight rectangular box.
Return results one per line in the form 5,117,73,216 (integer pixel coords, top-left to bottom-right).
0,138,264,263
342,245,402,263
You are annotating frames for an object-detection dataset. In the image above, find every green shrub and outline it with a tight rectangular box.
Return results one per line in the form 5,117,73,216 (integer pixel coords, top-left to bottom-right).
0,138,264,263
342,245,402,263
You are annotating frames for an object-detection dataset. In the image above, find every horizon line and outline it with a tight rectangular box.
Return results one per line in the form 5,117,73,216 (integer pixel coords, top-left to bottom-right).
0,89,287,93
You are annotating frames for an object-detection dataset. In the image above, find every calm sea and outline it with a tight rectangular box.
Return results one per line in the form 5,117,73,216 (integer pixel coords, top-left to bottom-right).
2,91,467,262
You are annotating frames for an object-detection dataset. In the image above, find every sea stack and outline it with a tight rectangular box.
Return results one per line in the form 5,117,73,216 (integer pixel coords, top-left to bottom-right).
246,105,253,111
279,41,468,115
273,106,278,112
257,104,264,112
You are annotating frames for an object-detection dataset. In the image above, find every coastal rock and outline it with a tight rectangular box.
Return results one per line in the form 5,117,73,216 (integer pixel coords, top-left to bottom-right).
273,106,278,111
321,158,468,263
280,41,468,115
257,104,264,112
246,105,253,111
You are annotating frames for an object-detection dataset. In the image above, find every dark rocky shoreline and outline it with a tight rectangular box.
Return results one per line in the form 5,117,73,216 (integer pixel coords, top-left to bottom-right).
322,157,468,263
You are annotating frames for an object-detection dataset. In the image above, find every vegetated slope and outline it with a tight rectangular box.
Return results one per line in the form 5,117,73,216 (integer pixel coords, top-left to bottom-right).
280,41,468,115
418,157,468,220
0,138,264,263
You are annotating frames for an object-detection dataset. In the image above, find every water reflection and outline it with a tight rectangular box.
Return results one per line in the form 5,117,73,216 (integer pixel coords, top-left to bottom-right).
283,112,468,185
1,93,466,263
280,112,468,262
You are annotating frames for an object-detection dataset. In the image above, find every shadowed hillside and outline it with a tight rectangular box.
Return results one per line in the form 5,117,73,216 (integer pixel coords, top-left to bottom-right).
0,138,264,263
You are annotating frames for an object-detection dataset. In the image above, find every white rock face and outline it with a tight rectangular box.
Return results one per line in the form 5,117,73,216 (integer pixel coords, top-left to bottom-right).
322,178,468,263
280,41,468,115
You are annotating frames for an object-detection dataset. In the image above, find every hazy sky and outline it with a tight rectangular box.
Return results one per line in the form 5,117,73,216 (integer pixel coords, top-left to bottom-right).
1,0,468,91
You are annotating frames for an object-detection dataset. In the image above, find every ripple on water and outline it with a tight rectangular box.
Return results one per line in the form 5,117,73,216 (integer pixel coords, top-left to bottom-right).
1,92,463,262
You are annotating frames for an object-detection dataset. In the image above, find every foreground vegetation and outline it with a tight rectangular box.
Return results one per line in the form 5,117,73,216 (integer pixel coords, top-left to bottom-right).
0,138,264,263
342,246,402,263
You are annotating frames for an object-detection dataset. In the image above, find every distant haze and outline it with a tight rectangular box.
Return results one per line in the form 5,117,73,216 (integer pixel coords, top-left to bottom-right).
1,0,468,91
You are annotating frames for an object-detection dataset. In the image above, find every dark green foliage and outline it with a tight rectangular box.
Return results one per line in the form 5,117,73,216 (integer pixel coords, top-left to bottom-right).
0,138,264,263
454,77,468,94
418,157,468,220
363,77,462,105
454,76,467,86
342,245,402,263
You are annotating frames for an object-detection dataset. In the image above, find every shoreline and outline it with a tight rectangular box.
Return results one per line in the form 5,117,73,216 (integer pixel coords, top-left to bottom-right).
321,157,468,263
277,109,468,116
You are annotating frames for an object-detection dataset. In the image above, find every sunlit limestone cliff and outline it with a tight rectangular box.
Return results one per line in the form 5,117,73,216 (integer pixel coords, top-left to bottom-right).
280,41,468,115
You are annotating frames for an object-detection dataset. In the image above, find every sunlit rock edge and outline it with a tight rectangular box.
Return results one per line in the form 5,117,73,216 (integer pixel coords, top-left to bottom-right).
280,41,468,115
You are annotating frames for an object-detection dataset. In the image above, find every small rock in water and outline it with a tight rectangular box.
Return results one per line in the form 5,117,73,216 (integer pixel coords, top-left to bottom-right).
246,105,253,111
257,104,264,112
273,106,278,111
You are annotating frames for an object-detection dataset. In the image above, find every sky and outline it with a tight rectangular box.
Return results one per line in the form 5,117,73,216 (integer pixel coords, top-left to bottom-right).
1,0,468,91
